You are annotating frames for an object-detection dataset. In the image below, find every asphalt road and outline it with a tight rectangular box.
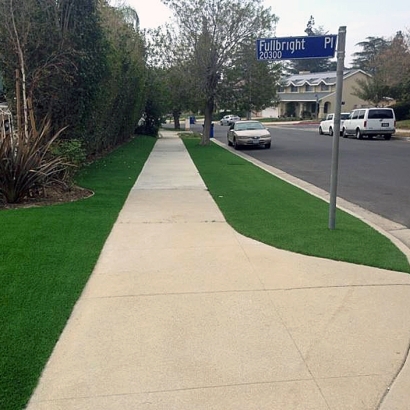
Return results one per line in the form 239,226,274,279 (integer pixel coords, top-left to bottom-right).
189,122,410,228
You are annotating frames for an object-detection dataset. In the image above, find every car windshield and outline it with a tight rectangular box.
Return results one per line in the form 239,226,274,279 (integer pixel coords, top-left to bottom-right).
235,121,264,130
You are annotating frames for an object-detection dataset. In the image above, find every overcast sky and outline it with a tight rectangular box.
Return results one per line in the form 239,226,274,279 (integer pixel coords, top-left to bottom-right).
123,0,409,65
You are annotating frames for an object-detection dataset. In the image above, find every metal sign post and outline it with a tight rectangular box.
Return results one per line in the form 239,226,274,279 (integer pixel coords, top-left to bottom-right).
328,26,346,230
256,29,345,229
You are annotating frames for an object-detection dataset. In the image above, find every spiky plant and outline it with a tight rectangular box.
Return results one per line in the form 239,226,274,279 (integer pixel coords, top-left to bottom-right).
0,118,68,204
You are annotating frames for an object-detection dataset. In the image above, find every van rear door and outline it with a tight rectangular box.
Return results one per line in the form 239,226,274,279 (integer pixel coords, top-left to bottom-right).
366,109,395,132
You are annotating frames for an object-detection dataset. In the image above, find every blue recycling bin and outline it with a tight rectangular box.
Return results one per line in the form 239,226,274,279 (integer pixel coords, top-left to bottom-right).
210,123,214,138
189,116,196,124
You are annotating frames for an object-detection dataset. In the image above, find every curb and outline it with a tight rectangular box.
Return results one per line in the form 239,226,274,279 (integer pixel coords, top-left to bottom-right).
211,138,410,264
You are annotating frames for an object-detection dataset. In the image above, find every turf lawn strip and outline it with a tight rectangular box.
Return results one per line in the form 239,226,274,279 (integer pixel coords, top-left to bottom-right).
0,136,156,410
183,137,410,274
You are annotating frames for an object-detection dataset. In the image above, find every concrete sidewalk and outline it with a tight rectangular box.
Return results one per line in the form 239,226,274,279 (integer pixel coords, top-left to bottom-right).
27,131,410,410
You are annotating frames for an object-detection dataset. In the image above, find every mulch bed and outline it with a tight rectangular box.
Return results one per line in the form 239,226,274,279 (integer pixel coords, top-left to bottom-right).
1,185,94,210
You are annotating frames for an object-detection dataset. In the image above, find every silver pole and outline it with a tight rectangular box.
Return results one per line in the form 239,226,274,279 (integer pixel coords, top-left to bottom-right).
328,26,346,230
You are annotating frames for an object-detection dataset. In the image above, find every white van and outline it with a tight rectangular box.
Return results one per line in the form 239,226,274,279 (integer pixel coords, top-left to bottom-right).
342,108,396,140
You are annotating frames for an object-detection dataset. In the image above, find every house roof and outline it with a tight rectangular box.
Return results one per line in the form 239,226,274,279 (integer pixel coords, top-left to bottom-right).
283,69,369,87
278,92,332,102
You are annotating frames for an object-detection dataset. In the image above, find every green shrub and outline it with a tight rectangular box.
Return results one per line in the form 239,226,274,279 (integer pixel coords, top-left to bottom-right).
391,102,410,121
0,121,67,204
49,138,87,183
50,139,86,166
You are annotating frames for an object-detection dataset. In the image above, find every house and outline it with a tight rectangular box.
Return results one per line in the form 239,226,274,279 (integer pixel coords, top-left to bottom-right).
262,69,372,119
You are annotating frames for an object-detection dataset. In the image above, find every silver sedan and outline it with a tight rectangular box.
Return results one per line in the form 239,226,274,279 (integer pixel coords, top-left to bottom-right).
227,120,271,149
220,115,240,126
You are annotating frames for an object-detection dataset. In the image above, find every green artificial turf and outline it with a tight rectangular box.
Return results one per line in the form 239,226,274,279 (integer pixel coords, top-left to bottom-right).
397,119,410,129
0,136,156,410
183,136,410,274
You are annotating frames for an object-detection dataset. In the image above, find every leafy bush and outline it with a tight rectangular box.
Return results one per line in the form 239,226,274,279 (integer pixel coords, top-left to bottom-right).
49,139,87,183
50,139,86,166
301,110,313,119
0,120,67,204
391,101,410,121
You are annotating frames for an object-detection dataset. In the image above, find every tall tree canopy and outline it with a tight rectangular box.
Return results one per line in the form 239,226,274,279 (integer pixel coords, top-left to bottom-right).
0,0,148,154
161,0,278,144
375,31,410,100
351,36,389,74
352,31,410,109
218,41,281,118
287,15,336,74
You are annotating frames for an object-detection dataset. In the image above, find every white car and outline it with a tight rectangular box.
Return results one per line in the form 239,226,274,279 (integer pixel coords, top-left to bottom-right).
227,120,271,149
342,108,396,140
319,113,350,136
220,114,240,126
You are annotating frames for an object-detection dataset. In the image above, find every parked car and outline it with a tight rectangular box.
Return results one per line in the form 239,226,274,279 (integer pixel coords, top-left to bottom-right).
220,114,240,126
319,112,350,136
342,108,396,140
227,120,271,149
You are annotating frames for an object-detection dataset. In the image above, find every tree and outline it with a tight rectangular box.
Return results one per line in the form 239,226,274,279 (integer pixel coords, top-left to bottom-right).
161,0,277,145
0,0,150,205
0,0,72,203
0,0,148,154
287,16,336,74
218,41,281,118
94,3,147,148
0,0,107,142
352,31,410,106
352,77,390,107
351,36,389,74
120,5,140,31
0,0,55,141
375,31,410,100
138,68,166,135
145,25,198,130
165,63,196,129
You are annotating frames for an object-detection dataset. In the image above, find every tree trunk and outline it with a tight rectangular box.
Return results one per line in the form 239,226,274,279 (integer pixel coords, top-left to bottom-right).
201,98,214,145
10,0,29,142
173,110,180,129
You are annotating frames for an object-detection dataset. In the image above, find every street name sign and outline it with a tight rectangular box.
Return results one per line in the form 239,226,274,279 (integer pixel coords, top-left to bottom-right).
256,27,346,229
256,35,337,61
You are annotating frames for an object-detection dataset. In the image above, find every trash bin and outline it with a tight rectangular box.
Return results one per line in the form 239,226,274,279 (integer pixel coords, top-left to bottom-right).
190,116,196,124
210,123,214,138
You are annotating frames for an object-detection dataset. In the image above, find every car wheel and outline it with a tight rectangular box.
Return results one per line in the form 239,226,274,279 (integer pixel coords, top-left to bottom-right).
220,121,223,125
233,138,240,150
384,134,391,140
319,126,323,135
356,129,363,139
342,128,348,138
329,127,333,136
265,142,271,149
227,137,233,146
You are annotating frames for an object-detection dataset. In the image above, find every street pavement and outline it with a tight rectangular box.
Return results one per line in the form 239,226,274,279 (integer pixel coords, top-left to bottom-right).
26,130,410,410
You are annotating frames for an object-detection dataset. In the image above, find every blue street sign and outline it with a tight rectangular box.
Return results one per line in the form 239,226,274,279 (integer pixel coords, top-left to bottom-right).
256,35,337,61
